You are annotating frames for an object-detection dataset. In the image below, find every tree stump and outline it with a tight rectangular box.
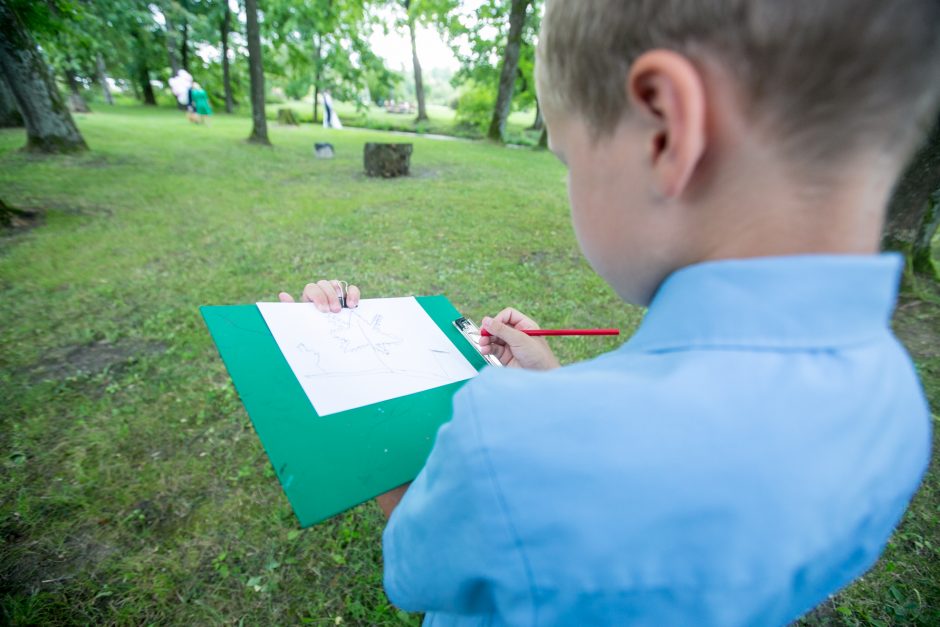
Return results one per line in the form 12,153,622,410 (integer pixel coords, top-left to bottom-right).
364,143,412,178
277,108,299,126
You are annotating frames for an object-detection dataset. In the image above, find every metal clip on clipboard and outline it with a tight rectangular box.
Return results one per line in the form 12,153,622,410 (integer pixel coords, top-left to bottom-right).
334,280,349,308
453,317,504,368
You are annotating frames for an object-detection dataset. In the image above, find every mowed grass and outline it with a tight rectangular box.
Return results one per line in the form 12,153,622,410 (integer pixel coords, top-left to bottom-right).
0,104,937,625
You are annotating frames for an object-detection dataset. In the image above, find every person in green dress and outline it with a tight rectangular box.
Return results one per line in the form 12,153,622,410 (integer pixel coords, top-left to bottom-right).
190,82,212,125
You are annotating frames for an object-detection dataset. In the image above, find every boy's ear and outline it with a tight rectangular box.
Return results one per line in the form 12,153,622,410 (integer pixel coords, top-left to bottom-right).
627,50,707,199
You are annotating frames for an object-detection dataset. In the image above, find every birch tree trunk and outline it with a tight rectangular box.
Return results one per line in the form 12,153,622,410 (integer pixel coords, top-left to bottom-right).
245,0,270,145
487,0,529,142
883,117,940,278
0,0,87,152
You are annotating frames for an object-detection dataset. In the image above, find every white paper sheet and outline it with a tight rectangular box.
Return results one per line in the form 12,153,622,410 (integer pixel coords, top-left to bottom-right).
256,297,478,416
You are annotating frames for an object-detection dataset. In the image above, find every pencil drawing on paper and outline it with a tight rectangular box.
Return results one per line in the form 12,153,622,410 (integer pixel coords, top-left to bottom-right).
292,308,456,382
330,311,401,355
257,297,479,416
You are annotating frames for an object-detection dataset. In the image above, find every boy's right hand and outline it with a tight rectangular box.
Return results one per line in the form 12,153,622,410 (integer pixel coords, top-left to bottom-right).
478,308,560,370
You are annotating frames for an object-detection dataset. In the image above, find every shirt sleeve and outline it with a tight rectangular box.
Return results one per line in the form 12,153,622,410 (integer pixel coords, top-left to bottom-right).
382,383,530,615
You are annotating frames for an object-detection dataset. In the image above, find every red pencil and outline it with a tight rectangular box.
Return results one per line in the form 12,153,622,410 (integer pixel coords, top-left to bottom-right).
480,328,620,337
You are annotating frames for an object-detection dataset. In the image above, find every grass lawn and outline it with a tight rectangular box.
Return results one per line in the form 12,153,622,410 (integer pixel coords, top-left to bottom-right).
1,104,938,625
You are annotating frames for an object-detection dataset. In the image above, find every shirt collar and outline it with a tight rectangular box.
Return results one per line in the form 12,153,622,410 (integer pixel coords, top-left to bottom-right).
626,253,903,352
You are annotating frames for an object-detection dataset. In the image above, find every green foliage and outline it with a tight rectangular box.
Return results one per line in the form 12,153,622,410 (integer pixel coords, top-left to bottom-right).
6,0,78,35
454,82,496,131
264,0,389,107
365,67,405,106
448,0,542,113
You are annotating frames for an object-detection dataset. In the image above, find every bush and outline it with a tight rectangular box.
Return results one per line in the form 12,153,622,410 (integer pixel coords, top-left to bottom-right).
455,83,495,131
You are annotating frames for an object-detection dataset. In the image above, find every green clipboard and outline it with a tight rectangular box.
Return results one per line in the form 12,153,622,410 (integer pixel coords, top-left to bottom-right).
200,295,487,527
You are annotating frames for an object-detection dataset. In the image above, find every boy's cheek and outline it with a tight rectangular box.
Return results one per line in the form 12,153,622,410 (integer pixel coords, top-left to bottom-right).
568,178,619,275
567,170,663,305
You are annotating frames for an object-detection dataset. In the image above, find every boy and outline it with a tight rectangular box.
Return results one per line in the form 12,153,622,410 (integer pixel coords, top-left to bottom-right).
281,0,940,623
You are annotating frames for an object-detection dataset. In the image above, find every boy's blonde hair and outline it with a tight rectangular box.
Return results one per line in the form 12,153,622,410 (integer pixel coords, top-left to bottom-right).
538,0,940,163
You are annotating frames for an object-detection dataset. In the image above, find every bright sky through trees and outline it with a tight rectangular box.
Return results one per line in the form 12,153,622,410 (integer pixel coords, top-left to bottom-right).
188,2,468,73
370,15,458,72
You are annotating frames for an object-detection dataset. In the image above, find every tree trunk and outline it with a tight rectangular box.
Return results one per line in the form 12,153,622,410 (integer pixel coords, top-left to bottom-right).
96,53,113,105
529,97,543,131
0,73,23,127
245,0,270,145
132,28,157,105
883,117,940,278
313,34,322,124
0,1,87,152
137,55,156,105
408,15,428,122
314,85,320,124
537,127,548,149
487,0,529,142
180,19,189,72
221,4,233,113
63,57,90,113
164,14,181,75
127,63,140,100
65,72,90,113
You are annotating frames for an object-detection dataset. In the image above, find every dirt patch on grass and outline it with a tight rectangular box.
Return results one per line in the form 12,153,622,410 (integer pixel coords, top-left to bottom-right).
6,151,137,170
29,339,167,383
124,494,201,534
0,200,113,252
0,518,115,597
0,207,41,235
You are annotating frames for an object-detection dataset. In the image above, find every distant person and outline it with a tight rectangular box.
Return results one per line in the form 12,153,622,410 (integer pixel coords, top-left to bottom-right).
190,83,212,125
168,69,194,121
281,0,940,624
186,87,197,124
322,91,343,129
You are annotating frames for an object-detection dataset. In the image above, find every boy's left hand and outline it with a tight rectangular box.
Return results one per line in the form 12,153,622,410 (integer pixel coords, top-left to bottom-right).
278,280,360,312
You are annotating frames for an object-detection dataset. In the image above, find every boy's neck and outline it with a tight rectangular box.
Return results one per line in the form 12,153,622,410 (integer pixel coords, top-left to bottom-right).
688,143,898,263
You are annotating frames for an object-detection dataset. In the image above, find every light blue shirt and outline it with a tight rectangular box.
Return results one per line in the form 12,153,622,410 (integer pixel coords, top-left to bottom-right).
383,254,930,626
